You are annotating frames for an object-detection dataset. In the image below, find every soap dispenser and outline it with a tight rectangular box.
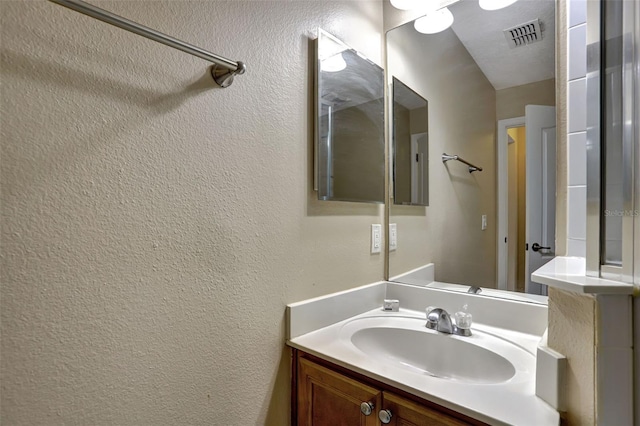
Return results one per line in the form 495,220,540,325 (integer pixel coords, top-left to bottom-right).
454,304,472,336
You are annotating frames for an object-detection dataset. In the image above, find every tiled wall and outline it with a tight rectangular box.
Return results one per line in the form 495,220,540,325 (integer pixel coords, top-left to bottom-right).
566,0,587,257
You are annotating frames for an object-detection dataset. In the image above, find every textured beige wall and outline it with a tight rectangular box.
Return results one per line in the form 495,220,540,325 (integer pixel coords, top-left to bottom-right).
548,288,596,424
0,1,384,424
496,78,556,121
387,24,496,286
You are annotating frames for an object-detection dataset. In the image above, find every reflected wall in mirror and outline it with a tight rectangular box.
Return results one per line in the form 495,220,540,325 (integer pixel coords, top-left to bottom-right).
393,77,429,206
315,29,385,203
386,0,556,301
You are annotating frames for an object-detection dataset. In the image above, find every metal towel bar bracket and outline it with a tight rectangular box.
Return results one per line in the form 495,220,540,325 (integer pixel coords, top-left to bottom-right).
48,0,246,88
442,153,483,173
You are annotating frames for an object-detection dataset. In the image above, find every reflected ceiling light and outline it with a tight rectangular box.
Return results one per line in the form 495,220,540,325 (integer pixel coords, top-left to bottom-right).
321,53,347,72
390,0,421,10
414,8,454,34
479,0,518,11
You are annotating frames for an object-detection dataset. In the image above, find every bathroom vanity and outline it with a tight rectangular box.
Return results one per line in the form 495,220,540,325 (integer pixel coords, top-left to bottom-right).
286,282,560,426
294,351,483,425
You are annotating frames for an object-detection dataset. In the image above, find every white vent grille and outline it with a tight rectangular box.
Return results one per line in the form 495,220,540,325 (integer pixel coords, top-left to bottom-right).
503,19,542,48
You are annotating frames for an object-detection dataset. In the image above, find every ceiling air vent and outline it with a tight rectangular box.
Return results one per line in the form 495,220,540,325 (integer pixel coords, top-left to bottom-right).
503,19,543,48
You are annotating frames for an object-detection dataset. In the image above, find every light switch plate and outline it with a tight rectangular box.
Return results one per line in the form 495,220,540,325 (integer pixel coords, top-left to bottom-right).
481,214,487,231
389,223,397,251
371,224,382,254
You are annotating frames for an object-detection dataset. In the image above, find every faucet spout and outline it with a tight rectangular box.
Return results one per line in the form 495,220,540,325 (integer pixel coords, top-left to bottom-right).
425,308,454,334
425,307,472,336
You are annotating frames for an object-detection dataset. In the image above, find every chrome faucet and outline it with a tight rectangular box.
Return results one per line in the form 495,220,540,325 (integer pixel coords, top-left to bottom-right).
426,308,454,333
425,308,472,336
467,286,482,294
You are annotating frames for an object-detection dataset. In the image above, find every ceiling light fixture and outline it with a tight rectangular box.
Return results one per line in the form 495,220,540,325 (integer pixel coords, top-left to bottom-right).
479,0,518,11
321,53,347,72
391,0,521,35
414,7,454,34
389,0,421,11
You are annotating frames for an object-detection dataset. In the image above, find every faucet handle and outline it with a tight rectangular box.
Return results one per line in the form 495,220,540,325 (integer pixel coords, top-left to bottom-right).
454,304,473,336
454,310,473,329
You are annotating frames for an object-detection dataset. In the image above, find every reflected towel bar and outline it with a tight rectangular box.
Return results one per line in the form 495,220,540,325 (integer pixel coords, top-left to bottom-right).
442,153,483,173
48,0,246,88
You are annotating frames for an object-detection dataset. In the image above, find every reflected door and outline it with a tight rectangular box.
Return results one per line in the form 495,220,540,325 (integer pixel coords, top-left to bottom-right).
525,105,557,295
410,133,428,205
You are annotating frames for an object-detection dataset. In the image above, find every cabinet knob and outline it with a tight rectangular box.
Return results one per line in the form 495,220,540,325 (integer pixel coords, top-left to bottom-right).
360,401,374,416
378,409,393,424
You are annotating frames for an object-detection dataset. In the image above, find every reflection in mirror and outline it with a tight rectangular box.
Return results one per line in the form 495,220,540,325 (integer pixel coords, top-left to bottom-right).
386,0,556,303
315,29,385,203
601,0,623,267
393,77,429,206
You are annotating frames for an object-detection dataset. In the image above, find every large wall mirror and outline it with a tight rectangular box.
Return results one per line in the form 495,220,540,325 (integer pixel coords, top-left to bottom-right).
386,0,556,301
315,29,385,203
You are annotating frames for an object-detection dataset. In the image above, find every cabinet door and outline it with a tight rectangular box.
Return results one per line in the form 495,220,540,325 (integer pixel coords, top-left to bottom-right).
381,392,471,426
298,358,381,426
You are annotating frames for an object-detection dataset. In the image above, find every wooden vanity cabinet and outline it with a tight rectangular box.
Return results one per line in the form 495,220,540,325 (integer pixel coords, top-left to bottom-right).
380,392,469,426
294,351,485,426
297,357,381,426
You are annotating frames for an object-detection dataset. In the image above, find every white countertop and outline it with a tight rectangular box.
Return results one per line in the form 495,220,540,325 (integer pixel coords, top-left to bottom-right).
531,257,636,295
286,283,559,426
289,308,558,426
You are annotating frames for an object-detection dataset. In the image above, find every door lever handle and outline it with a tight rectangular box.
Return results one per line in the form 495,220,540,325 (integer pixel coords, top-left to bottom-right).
531,243,551,252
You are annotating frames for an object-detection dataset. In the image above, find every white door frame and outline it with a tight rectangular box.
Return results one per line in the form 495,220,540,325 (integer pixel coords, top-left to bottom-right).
410,133,428,205
497,116,525,291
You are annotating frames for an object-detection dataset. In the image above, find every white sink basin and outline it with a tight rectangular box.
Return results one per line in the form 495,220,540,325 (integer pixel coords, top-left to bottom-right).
288,286,559,426
339,316,534,385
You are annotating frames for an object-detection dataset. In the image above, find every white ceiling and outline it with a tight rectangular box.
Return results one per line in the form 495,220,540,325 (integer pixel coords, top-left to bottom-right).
448,0,555,90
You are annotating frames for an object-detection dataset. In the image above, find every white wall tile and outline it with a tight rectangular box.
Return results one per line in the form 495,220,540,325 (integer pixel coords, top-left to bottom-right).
566,0,587,255
568,79,587,133
569,24,587,80
569,0,587,28
568,132,587,186
568,186,587,239
567,238,586,257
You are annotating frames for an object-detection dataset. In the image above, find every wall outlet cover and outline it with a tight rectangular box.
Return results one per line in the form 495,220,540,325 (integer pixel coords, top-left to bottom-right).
371,224,382,254
389,223,397,251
